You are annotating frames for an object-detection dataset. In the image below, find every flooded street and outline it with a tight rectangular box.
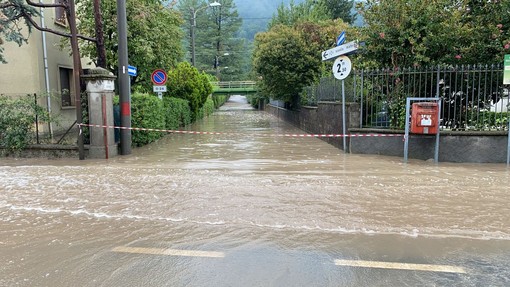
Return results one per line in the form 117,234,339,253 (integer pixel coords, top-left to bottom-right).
1,95,509,286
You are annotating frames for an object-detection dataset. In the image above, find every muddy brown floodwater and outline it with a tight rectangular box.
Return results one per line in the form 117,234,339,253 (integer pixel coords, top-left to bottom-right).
1,95,509,286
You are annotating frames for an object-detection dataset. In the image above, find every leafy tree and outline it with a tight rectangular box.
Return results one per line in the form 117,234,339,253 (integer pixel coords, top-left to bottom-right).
457,0,510,64
0,1,38,63
178,0,245,81
269,0,329,29
357,0,510,68
166,62,212,120
76,0,184,92
319,0,356,24
269,0,355,28
1,0,94,64
253,20,346,108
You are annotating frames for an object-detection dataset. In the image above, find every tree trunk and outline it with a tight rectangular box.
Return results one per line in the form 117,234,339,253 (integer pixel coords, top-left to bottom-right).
93,0,107,68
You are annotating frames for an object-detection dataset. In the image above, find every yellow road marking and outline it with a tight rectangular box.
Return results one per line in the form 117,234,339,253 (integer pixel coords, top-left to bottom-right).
334,259,466,274
112,246,225,258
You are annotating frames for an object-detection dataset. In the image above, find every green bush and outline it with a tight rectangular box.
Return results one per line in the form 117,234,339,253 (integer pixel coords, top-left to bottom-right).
247,94,267,109
212,95,229,109
197,96,215,120
166,62,213,121
472,111,509,130
0,95,50,152
130,93,166,147
163,97,192,130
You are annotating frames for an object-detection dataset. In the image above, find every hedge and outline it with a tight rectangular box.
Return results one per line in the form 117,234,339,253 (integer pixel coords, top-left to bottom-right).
163,97,192,130
130,93,166,147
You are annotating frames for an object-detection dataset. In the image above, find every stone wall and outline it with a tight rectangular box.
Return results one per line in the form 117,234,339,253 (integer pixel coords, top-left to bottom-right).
266,103,509,163
0,145,86,159
266,102,360,151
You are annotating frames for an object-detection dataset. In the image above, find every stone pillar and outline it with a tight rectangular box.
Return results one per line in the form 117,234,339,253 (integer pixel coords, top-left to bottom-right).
82,68,117,159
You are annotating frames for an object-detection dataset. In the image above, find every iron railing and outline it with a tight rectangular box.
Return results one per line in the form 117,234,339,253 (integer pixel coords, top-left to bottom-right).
301,64,509,131
211,81,257,89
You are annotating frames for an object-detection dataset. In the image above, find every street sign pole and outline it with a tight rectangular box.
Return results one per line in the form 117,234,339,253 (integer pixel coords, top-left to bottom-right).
322,33,358,154
332,56,352,152
507,119,510,167
504,55,510,166
117,0,131,155
342,80,347,151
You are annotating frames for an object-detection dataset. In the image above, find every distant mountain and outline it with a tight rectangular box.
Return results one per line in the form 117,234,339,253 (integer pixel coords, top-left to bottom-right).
234,0,304,19
234,0,305,40
234,0,362,40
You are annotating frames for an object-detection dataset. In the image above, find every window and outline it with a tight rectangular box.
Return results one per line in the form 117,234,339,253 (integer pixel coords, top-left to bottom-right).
55,0,67,26
59,67,74,107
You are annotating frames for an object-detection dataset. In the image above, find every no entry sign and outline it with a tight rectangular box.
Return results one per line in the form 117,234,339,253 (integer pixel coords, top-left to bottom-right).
151,69,167,85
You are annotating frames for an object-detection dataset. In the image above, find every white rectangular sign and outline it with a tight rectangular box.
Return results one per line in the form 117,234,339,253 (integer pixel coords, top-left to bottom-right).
153,85,167,92
322,40,359,61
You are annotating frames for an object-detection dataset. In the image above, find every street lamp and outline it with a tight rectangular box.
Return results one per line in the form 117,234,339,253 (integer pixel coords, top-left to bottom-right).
191,1,221,67
215,52,229,80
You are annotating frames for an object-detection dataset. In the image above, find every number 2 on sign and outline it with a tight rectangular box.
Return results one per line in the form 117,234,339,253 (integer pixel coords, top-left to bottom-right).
337,64,347,73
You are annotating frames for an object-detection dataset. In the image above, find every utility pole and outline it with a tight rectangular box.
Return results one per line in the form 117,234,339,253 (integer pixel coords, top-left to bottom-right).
190,7,197,66
215,5,222,80
117,0,131,155
67,0,85,160
190,1,221,67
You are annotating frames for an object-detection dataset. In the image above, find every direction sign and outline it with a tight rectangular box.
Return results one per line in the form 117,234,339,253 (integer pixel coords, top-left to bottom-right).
128,65,137,76
151,69,167,85
332,56,352,80
504,54,510,85
322,40,359,61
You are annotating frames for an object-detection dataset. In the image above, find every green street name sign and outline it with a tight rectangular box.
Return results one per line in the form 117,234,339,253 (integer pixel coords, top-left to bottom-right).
504,54,510,85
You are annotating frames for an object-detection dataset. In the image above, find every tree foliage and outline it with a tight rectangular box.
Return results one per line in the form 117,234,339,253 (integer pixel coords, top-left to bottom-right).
75,0,184,92
166,62,212,120
253,20,348,107
0,0,38,63
269,0,355,28
320,0,355,24
177,0,245,80
357,0,510,68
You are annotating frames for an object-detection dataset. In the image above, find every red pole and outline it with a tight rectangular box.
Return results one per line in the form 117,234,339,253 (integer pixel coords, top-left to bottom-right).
102,94,109,159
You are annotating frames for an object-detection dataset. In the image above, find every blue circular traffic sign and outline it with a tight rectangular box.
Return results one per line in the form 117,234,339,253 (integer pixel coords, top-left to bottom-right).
151,69,167,85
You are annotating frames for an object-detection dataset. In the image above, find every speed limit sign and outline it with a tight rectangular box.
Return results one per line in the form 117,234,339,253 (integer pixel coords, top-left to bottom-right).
332,55,352,80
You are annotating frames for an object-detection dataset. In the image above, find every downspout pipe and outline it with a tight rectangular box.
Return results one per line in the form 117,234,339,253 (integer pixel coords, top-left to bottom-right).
40,2,54,139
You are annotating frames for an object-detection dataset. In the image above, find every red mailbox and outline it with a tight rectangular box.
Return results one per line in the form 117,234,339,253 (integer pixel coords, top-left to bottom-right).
411,102,439,134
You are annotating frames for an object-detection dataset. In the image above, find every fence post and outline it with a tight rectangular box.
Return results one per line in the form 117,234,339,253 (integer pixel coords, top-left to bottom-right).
360,70,364,128
34,93,40,144
507,119,510,166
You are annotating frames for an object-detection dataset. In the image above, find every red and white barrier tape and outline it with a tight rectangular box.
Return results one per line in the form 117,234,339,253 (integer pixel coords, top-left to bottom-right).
77,123,404,138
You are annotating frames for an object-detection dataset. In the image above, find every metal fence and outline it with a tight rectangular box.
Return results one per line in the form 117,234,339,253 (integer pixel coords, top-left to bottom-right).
302,64,509,131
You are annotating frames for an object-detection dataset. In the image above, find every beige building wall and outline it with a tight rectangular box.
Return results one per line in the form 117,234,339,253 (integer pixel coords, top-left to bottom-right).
0,5,94,137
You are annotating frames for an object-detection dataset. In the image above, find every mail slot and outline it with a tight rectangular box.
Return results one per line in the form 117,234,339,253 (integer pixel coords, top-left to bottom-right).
411,102,439,134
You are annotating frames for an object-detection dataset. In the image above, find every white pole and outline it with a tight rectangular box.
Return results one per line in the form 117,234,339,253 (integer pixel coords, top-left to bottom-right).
342,80,347,151
39,2,53,139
